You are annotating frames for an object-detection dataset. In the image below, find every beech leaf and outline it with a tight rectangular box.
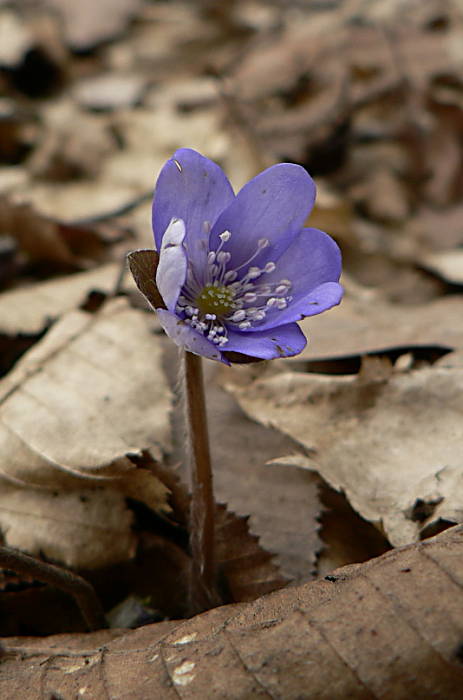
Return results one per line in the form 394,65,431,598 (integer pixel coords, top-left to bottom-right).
2,526,463,697
0,298,172,567
226,363,463,546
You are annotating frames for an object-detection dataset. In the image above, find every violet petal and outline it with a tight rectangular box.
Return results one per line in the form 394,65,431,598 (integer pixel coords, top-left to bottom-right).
209,163,316,270
247,227,342,331
152,148,234,278
224,322,307,359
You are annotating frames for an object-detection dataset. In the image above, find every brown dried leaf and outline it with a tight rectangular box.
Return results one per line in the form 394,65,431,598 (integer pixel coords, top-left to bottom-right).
421,250,463,286
43,0,143,51
149,460,287,603
72,73,147,111
0,195,75,267
2,526,463,698
0,298,172,567
226,362,463,546
207,364,322,582
28,100,117,181
127,248,163,310
0,194,119,271
293,277,463,362
0,484,136,569
214,504,287,602
0,263,123,335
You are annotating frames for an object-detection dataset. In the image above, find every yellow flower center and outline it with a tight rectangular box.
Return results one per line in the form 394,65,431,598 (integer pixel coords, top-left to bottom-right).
195,284,235,317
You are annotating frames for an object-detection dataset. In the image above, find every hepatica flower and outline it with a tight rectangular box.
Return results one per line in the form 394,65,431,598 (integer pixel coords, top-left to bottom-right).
145,148,343,364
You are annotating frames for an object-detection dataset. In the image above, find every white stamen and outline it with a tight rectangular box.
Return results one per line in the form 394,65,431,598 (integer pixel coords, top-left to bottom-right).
217,251,231,264
265,262,276,273
224,270,238,282
255,285,271,295
239,321,251,329
230,309,246,322
276,298,287,309
220,230,231,242
243,292,257,302
266,298,277,307
247,267,262,280
276,284,289,295
207,252,216,264
257,238,269,248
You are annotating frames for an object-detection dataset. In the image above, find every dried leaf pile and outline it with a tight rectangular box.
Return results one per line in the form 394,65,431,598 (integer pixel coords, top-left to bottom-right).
0,0,463,696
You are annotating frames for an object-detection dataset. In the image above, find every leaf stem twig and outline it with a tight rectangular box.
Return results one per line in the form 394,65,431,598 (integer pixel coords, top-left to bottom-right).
0,546,107,631
184,351,217,610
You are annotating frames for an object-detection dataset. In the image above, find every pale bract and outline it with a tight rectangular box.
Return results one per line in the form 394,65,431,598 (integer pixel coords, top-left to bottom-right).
152,148,343,363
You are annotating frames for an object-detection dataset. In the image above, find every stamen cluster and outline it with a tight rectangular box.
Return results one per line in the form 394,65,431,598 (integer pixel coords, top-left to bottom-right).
175,231,293,346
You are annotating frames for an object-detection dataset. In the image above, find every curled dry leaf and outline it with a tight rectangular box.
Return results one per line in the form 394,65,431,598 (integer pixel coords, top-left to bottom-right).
226,362,463,546
2,526,463,698
0,298,172,568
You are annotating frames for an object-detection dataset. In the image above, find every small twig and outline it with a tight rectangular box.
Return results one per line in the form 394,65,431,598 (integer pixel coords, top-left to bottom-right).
0,546,107,631
183,351,219,611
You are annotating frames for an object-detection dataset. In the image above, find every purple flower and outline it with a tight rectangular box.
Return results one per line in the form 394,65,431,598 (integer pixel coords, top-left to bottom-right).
149,148,343,364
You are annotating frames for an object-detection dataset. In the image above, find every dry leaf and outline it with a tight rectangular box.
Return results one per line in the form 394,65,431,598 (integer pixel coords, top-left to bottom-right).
0,484,135,569
226,363,463,546
2,526,463,697
149,461,288,604
72,73,147,111
28,99,117,181
293,277,463,362
208,363,322,582
43,0,143,51
0,195,76,267
0,263,122,335
421,250,463,286
0,298,171,567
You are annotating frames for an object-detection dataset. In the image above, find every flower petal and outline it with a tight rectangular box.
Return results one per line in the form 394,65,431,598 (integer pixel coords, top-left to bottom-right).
209,163,316,270
155,218,187,312
152,148,235,276
224,322,307,360
156,309,226,362
247,227,343,331
266,281,344,327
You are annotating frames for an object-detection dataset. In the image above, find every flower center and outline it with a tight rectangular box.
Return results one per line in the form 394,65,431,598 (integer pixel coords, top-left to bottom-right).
195,284,235,317
175,228,293,348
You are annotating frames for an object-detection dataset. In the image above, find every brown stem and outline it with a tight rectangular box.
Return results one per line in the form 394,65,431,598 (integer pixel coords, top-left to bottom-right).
184,351,218,610
0,546,107,631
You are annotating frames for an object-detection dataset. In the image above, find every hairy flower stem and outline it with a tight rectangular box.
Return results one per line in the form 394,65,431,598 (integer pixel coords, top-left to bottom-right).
184,351,218,611
0,545,106,631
